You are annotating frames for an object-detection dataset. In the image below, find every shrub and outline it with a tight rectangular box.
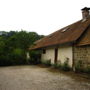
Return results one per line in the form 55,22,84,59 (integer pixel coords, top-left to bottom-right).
52,63,61,69
82,66,90,74
0,48,27,66
52,63,57,68
0,52,18,66
85,66,90,74
29,50,41,65
11,48,27,65
0,54,12,66
41,59,51,66
61,60,70,71
75,60,90,74
29,58,40,65
75,60,83,72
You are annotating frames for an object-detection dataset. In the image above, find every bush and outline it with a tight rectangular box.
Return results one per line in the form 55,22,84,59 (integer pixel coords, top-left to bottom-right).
52,63,61,69
75,60,90,74
11,48,27,65
41,59,51,66
0,48,27,66
29,50,41,65
0,53,14,66
85,66,90,74
51,60,70,71
61,60,70,71
29,58,40,65
75,60,83,72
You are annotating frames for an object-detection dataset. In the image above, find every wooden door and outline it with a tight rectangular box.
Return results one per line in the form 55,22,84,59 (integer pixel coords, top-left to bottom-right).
54,48,58,63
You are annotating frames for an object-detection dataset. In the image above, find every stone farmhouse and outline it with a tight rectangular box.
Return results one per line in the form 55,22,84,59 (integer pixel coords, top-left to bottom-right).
30,7,90,70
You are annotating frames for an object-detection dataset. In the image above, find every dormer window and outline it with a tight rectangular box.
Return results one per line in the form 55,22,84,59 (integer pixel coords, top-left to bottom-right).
61,27,69,32
82,18,87,22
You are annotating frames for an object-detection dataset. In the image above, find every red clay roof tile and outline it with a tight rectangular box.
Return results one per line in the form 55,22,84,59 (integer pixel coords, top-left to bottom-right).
30,17,90,50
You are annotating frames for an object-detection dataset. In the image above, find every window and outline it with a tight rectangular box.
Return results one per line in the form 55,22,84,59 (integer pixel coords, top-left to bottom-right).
43,49,46,54
61,27,69,32
82,18,87,22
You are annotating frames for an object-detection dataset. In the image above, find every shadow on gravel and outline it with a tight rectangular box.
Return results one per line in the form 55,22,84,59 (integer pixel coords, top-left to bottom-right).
38,64,90,83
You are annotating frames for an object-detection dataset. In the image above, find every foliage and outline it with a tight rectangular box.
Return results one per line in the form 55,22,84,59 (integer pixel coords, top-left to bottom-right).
61,60,70,71
75,60,90,74
51,60,70,71
0,37,5,54
41,59,51,66
11,48,26,65
0,54,12,66
0,30,44,66
5,31,44,50
52,63,61,69
84,66,90,74
29,50,41,64
75,60,83,72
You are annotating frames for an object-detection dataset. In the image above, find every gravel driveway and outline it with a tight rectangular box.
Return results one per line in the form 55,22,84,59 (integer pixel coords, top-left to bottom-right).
0,65,90,90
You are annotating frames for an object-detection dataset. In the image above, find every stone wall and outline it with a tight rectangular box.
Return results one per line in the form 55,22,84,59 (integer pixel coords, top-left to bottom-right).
74,45,90,67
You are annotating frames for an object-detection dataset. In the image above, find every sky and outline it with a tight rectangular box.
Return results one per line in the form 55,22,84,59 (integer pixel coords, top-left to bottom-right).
0,0,90,35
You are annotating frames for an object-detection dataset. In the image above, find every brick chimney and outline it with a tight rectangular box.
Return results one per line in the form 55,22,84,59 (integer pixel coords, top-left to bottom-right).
81,7,90,19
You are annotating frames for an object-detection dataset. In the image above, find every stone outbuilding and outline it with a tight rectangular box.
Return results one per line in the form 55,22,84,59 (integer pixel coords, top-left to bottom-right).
30,7,90,70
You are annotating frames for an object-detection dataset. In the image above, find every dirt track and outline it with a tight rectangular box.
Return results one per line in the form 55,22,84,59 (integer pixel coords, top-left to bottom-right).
0,65,90,90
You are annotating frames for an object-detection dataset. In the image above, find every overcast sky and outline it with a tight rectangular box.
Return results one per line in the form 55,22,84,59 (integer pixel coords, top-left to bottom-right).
0,0,90,35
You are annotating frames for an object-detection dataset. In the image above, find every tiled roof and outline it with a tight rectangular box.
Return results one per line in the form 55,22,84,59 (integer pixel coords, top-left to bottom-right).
30,17,90,50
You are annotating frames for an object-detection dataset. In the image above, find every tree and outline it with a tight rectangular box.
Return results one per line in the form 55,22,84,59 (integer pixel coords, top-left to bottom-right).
0,30,44,66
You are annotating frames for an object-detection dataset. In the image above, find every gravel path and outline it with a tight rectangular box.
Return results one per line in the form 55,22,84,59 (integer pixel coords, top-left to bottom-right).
0,65,90,90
